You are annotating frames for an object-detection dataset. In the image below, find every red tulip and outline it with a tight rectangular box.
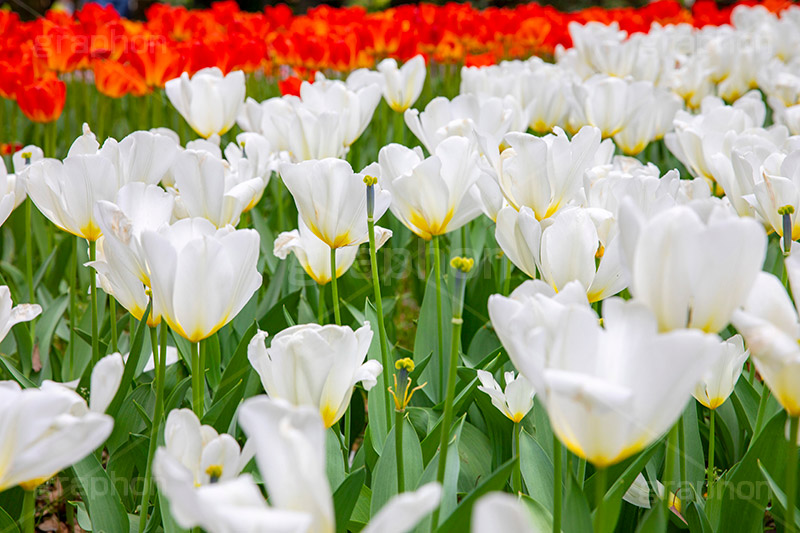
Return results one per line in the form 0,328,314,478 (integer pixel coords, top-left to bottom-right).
16,77,66,123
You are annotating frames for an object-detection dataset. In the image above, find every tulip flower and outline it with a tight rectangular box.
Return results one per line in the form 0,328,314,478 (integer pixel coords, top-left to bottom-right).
171,149,263,228
472,492,537,533
476,370,535,423
165,67,245,139
618,203,767,333
247,323,382,427
42,352,124,414
0,285,41,345
141,218,262,342
373,55,427,113
223,132,278,212
495,205,627,302
274,217,392,285
16,77,66,123
404,93,516,154
0,380,113,491
741,149,800,241
373,137,484,240
280,158,390,248
572,76,653,139
613,85,682,156
498,126,613,218
693,334,749,410
0,159,26,228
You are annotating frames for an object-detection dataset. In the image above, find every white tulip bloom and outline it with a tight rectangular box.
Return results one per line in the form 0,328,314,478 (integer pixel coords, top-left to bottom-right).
0,286,41,343
732,249,800,416
0,161,25,228
247,323,382,427
274,217,392,285
101,130,179,185
89,352,124,413
539,298,720,467
372,55,427,113
238,397,335,533
141,218,262,342
476,370,535,423
495,206,627,302
498,126,613,218
374,137,485,239
742,149,800,240
362,482,442,533
299,75,381,146
693,334,749,410
0,380,113,491
171,150,263,228
618,203,766,333
613,84,682,156
224,132,277,212
572,75,652,138
404,93,516,154
471,492,536,533
166,67,245,139
280,158,390,249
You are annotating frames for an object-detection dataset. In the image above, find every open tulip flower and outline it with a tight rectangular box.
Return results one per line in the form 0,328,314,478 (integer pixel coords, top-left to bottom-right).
247,323,382,427
141,218,262,342
280,158,390,248
165,67,245,139
693,334,749,410
350,55,427,113
274,217,392,285
477,370,535,423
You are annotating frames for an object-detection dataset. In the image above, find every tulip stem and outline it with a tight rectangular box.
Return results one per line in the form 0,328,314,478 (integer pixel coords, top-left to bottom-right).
663,423,679,523
432,235,444,400
432,261,466,528
786,415,799,533
396,409,405,493
503,255,512,296
678,416,686,501
753,385,771,442
553,436,562,533
707,408,716,493
25,199,35,371
69,236,78,379
594,466,607,531
367,214,392,432
89,240,99,367
109,298,118,353
330,248,341,326
139,323,165,533
512,422,521,494
577,457,587,489
317,285,325,325
191,341,204,417
20,489,34,533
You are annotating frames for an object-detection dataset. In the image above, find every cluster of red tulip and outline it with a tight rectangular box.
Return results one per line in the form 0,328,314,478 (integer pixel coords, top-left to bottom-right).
0,0,795,124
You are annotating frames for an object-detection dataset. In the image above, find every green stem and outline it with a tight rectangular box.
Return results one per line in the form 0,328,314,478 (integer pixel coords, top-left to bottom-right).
368,215,392,432
191,341,202,417
678,416,686,501
89,240,99,367
344,407,351,474
20,489,34,533
69,236,78,379
577,457,587,490
748,358,755,384
753,385,771,442
25,199,35,367
139,324,163,533
553,435,563,533
330,248,341,325
663,424,679,522
503,254,512,296
593,467,607,532
396,409,405,493
109,298,118,353
512,422,521,493
786,415,799,533
433,235,444,400
317,285,326,325
708,408,716,492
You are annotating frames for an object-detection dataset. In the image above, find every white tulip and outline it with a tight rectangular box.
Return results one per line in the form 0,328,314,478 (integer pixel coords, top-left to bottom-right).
362,482,442,533
166,67,245,139
572,75,652,138
471,492,536,533
0,380,113,491
280,158,390,249
0,285,41,344
374,55,427,113
693,334,749,410
224,132,277,212
374,137,484,239
141,218,262,342
247,323,382,427
89,352,124,413
477,370,535,423
618,203,766,333
274,217,392,285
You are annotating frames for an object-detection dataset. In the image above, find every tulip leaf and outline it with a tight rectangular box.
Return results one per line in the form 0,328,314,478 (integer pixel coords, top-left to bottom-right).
365,299,390,453
369,418,424,517
519,494,556,531
633,503,666,533
684,501,713,533
417,416,464,529
106,302,151,419
758,459,800,530
71,454,130,533
217,322,258,392
204,334,221,391
158,487,188,533
519,429,554,510
438,456,517,532
258,289,301,334
36,293,69,380
326,428,347,491
413,269,453,403
334,467,366,533
0,356,36,388
164,376,193,414
564,470,593,533
0,505,19,533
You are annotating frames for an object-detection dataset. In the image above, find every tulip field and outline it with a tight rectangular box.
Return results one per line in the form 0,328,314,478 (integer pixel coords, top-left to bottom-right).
3,0,800,532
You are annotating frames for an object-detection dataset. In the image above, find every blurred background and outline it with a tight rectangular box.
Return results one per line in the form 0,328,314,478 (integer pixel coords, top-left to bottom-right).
8,0,708,19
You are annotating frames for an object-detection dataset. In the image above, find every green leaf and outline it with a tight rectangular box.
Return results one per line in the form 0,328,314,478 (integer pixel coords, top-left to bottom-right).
0,356,36,388
158,487,189,533
370,418,424,517
758,459,800,531
334,467,366,533
684,501,713,533
106,302,151,419
71,454,129,533
564,471,593,533
202,380,245,434
519,495,555,532
326,428,347,492
634,503,666,533
437,457,517,532
519,428,554,510
0,505,19,533
217,322,258,394
413,269,452,403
